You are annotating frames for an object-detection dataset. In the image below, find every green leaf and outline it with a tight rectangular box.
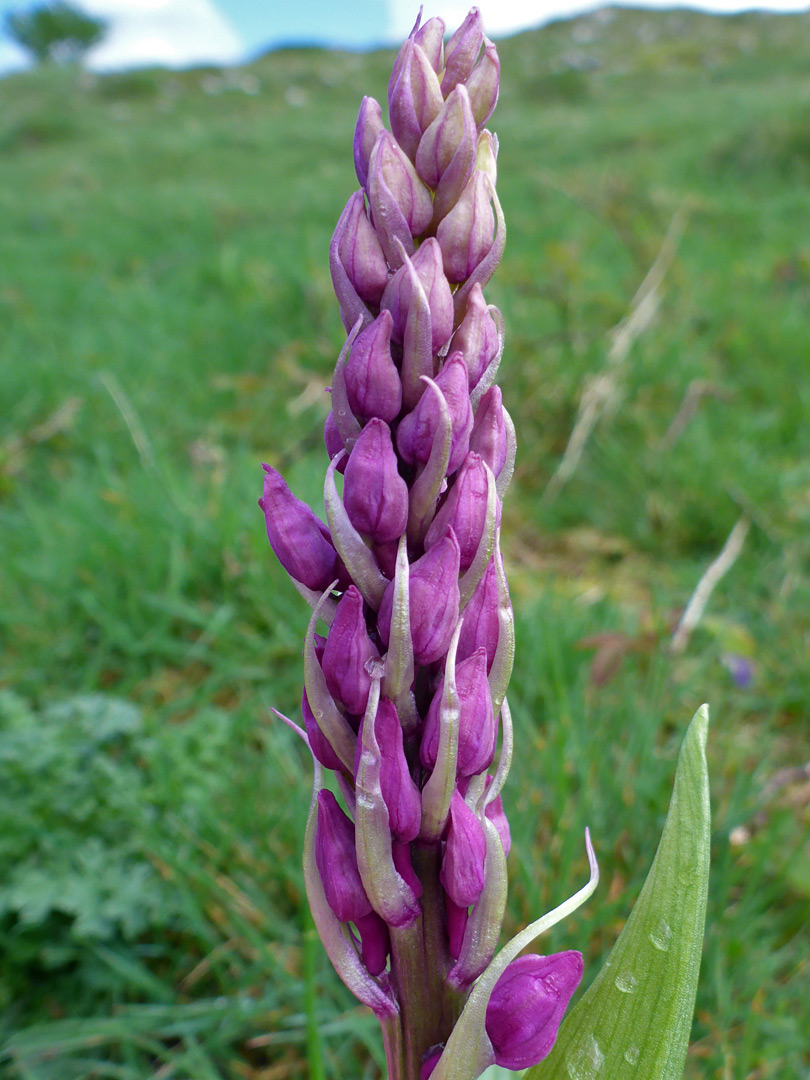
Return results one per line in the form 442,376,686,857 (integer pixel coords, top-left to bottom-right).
528,705,711,1080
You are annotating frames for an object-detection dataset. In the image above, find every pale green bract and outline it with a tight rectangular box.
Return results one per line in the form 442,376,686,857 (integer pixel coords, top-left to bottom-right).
528,704,710,1080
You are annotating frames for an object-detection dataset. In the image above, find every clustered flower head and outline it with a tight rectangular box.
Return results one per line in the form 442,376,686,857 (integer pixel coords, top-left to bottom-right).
261,9,596,1079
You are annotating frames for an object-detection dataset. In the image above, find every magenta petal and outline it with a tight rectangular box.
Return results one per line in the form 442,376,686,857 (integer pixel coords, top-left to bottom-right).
322,586,379,715
486,952,584,1070
344,311,403,426
343,420,408,544
440,790,486,907
422,647,495,777
315,789,372,923
354,910,390,976
259,465,338,591
425,452,490,571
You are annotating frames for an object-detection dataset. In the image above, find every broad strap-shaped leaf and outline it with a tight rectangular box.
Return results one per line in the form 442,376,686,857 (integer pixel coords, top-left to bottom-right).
528,704,711,1080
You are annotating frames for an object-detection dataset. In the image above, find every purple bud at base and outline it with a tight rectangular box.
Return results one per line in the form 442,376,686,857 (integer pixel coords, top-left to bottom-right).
422,648,496,777
397,352,472,475
440,790,487,907
343,311,403,426
259,465,339,592
324,411,347,473
377,529,462,666
485,952,584,1070
322,585,380,716
343,420,409,544
445,896,469,960
424,452,491,571
315,789,372,923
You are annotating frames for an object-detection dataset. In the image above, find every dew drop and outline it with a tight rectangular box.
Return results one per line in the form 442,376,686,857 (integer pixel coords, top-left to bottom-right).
624,1045,640,1066
650,917,672,951
614,971,638,994
566,1035,604,1080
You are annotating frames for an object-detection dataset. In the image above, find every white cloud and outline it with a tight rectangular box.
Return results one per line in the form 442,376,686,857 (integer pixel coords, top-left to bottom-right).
0,36,30,73
79,0,244,71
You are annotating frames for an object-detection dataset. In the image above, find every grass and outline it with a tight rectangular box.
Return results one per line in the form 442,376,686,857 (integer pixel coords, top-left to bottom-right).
1,6,809,1078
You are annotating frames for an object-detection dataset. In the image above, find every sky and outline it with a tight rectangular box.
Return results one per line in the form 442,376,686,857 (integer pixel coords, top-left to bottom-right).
1,0,810,73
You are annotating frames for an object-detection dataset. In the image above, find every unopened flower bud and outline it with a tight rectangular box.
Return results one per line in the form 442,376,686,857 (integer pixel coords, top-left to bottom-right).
466,38,500,128
457,557,500,669
485,952,584,1070
397,352,472,475
343,310,403,426
343,420,408,544
469,385,507,478
322,585,379,715
259,465,338,591
476,129,498,185
440,789,486,907
422,648,496,776
485,784,511,857
303,688,343,771
425,452,491,570
354,910,391,976
367,131,433,267
392,841,423,899
388,38,443,161
446,896,469,959
440,7,484,95
315,789,371,923
415,85,477,224
381,237,454,356
378,529,461,665
354,96,384,189
331,191,390,315
451,283,499,389
414,16,445,72
437,171,495,284
355,697,421,842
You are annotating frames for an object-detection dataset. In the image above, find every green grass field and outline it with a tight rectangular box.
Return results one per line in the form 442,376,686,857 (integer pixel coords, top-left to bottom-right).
1,7,809,1077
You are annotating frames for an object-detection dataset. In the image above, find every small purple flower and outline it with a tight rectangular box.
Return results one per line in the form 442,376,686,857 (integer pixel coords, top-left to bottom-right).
485,952,584,1069
397,351,472,474
343,310,403,426
451,282,500,389
421,648,497,777
259,465,338,591
343,419,409,543
469,384,507,477
440,789,487,907
322,585,379,715
381,237,454,355
424,452,492,571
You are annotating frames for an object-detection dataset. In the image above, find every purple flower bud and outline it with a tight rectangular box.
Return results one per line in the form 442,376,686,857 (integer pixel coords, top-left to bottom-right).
372,538,398,580
322,585,379,715
440,7,484,95
437,171,495,284
421,648,496,777
451,283,499,390
354,96,384,190
388,39,443,161
324,410,347,473
425,452,490,571
414,16,445,72
303,688,344,772
354,910,390,976
343,310,403,426
367,131,433,267
381,238,454,356
332,190,390,308
343,420,409,544
466,38,500,127
440,789,486,907
415,84,476,190
446,896,469,959
469,385,507,478
259,465,339,591
457,557,500,670
397,352,472,475
355,697,421,842
485,952,584,1070
378,529,461,665
315,789,372,923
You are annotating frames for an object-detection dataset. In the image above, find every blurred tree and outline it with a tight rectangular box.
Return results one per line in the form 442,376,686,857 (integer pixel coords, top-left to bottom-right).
4,2,106,65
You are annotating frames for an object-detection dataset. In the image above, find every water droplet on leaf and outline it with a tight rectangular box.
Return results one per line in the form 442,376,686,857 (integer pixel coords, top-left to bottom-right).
566,1035,604,1080
614,971,637,994
624,1045,640,1066
649,917,672,951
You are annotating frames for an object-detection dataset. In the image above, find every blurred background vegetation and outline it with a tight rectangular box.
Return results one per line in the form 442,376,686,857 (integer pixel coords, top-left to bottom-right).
1,7,809,1078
